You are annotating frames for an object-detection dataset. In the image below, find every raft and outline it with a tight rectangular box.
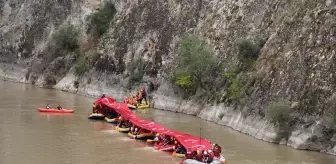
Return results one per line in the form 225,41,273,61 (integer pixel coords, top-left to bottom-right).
154,144,175,151
116,126,130,133
127,101,151,109
104,117,119,123
172,152,185,158
37,108,74,113
128,132,154,139
88,113,105,120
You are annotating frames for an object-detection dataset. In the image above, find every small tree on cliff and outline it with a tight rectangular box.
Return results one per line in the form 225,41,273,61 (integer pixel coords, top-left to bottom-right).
87,2,117,37
172,35,221,97
52,23,79,51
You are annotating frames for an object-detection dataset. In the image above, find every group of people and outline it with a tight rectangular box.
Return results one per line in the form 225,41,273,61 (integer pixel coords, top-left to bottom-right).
187,144,222,163
94,93,224,163
123,88,148,106
45,104,63,110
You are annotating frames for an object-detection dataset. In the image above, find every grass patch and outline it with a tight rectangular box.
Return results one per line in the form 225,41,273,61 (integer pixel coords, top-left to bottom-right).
87,2,117,36
52,23,79,51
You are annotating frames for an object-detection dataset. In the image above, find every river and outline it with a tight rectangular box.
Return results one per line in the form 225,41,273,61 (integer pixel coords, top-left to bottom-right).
0,80,335,164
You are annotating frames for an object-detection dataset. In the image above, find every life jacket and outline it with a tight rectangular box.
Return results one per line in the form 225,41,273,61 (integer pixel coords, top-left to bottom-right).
141,89,146,95
133,98,137,105
214,145,222,153
195,153,203,161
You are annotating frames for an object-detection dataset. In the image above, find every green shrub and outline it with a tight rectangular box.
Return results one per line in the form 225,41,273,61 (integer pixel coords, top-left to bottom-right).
224,71,247,101
172,34,221,94
52,23,79,51
174,73,193,88
237,40,261,60
87,2,117,36
327,102,336,127
128,58,145,86
267,102,291,126
129,72,144,86
75,54,88,76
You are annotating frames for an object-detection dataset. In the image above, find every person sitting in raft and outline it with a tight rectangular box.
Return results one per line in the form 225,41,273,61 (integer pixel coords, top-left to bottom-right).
101,93,106,98
212,143,222,154
123,97,129,103
202,150,213,163
92,103,96,113
153,133,160,142
46,104,50,109
192,149,203,161
130,125,139,135
57,105,62,110
174,141,186,154
132,96,138,106
163,135,172,146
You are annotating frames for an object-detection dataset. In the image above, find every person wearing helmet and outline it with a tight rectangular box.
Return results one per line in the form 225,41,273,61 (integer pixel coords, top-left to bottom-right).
153,133,160,141
194,149,202,161
123,97,128,103
101,93,106,98
46,104,50,109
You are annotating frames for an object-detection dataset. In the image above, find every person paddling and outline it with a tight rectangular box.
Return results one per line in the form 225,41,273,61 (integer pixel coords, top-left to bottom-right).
46,104,50,109
57,105,62,110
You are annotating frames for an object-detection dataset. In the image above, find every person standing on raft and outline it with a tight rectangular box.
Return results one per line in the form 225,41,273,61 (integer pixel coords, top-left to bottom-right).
140,88,148,105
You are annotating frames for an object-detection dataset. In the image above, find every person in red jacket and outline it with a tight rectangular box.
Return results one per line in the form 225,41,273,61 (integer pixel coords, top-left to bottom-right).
193,149,203,161
140,88,148,105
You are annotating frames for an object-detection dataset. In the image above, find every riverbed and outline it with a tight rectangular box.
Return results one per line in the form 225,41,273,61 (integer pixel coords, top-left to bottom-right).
0,80,335,164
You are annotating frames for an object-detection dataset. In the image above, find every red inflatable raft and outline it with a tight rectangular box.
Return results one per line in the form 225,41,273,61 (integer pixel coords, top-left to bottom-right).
37,108,75,113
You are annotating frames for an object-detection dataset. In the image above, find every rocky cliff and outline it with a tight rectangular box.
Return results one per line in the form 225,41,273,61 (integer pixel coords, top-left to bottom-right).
1,0,336,155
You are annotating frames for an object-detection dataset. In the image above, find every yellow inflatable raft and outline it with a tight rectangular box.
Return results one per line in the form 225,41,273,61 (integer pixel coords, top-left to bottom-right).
127,101,151,109
104,117,119,123
128,132,154,139
88,113,105,120
116,126,130,133
172,152,185,158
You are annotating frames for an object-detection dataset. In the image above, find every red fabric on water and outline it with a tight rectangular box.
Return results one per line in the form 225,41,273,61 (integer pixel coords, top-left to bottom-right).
94,96,116,105
94,98,212,153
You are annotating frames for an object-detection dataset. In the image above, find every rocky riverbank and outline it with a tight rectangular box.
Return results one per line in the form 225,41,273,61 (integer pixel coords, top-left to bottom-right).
1,62,335,155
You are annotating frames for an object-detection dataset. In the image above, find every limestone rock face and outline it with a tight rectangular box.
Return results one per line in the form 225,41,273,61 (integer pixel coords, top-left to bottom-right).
0,0,336,155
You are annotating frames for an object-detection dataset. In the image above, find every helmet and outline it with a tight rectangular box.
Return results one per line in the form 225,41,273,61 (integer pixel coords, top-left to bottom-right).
174,141,177,144
197,150,200,154
203,151,208,155
156,133,160,137
208,150,212,153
